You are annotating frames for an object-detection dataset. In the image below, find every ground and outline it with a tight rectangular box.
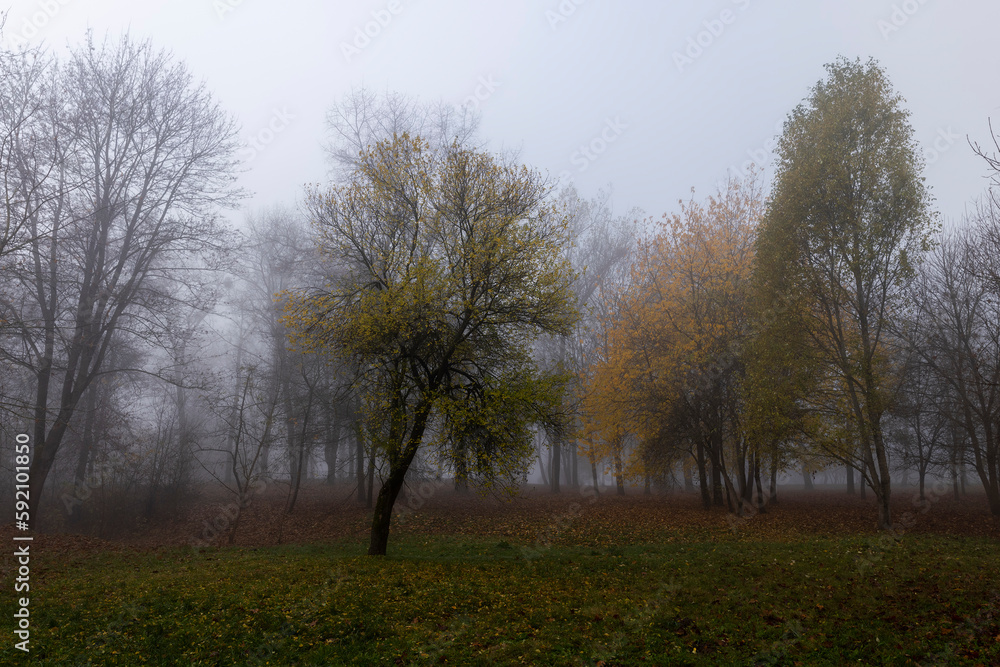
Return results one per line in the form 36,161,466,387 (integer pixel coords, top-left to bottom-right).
1,483,998,665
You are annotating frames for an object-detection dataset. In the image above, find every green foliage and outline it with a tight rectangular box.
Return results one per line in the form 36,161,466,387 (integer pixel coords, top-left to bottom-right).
283,134,579,552
752,57,937,524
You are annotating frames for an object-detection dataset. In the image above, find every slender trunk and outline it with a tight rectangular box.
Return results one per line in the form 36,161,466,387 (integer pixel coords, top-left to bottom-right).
696,441,711,509
550,430,561,494
707,428,740,515
741,451,755,506
802,465,813,491
769,453,778,503
227,505,243,546
872,432,894,531
454,441,469,494
571,441,579,489
286,423,309,514
69,389,98,525
368,400,432,556
355,422,366,504
324,417,341,485
683,459,694,492
846,463,855,495
589,448,600,497
366,449,375,509
754,459,766,511
614,442,625,496
711,455,724,506
537,431,549,486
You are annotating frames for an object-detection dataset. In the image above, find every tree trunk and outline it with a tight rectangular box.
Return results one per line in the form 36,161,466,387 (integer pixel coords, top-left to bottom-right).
802,465,813,490
570,441,579,489
696,442,711,509
368,401,431,556
754,460,766,511
355,422,366,504
769,454,778,504
711,456,725,507
550,430,561,494
537,431,549,486
614,444,625,496
589,451,600,497
706,429,740,515
324,417,341,485
69,388,98,526
454,441,469,494
846,463,855,495
366,450,375,509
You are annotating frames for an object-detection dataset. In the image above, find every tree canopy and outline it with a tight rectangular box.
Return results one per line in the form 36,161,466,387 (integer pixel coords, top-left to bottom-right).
284,134,578,555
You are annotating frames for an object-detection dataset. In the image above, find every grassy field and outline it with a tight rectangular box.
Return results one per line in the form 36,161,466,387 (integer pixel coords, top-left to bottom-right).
3,488,999,665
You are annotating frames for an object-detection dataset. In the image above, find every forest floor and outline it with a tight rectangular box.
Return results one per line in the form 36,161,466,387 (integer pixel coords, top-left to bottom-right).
17,480,1000,553
2,483,998,665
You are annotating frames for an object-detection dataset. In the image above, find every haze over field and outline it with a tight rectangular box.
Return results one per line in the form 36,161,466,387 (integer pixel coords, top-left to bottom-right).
2,3,1000,665
4,1,998,220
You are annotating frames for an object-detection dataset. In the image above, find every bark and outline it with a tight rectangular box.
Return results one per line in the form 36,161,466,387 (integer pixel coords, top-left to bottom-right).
550,430,561,494
69,388,98,525
711,455,725,507
614,443,625,496
366,449,375,509
696,441,711,509
454,441,469,494
368,400,431,555
571,441,579,489
537,431,549,486
590,452,600,497
769,454,778,503
355,421,366,504
754,460,766,511
324,417,341,485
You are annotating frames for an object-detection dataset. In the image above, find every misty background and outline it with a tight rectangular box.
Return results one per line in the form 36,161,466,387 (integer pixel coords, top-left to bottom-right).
5,0,997,222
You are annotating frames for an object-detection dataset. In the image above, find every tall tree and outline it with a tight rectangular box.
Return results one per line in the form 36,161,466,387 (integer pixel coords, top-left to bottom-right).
285,134,577,555
0,34,242,521
755,57,935,530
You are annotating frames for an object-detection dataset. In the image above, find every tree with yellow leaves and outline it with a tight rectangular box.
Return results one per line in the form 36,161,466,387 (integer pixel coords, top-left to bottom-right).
283,134,577,555
586,173,764,514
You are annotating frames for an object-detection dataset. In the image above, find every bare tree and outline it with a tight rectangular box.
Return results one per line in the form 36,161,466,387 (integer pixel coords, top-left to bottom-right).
324,87,481,182
0,33,243,521
541,185,638,494
0,39,56,270
908,213,1000,524
214,366,277,545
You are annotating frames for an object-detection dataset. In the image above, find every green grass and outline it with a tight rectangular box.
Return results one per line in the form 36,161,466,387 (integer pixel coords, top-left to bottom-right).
5,532,999,665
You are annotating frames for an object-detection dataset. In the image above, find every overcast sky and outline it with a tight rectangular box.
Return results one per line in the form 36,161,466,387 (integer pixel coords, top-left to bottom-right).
7,0,1000,226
